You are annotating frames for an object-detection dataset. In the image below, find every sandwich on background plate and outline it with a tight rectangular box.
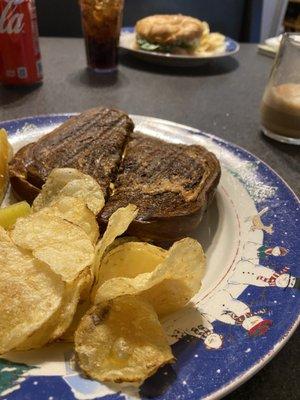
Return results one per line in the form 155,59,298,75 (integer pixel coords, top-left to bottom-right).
135,14,225,56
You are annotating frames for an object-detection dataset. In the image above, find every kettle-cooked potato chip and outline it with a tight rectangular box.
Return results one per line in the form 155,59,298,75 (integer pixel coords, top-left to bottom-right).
98,242,167,286
75,295,174,384
103,236,142,255
93,204,138,284
51,270,92,340
11,212,95,282
0,227,64,354
38,196,99,243
17,270,90,350
33,168,105,215
94,238,205,316
61,299,92,343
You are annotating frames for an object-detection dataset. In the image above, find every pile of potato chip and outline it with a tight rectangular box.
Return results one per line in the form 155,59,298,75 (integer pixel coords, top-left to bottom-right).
0,168,205,386
195,21,226,55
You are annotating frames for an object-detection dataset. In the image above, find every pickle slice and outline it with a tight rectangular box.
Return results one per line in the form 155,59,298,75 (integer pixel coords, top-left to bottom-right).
0,202,31,230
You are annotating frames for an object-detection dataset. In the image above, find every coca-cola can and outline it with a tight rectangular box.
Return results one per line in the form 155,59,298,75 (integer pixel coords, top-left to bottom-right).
0,0,43,85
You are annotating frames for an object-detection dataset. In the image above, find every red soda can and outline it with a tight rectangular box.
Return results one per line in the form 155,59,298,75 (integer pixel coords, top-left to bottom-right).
0,0,42,85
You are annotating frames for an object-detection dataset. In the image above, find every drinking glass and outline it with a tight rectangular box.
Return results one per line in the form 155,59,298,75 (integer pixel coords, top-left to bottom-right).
260,33,300,145
79,0,124,73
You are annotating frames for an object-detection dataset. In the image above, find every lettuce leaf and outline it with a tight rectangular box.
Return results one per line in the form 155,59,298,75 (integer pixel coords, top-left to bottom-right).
137,37,199,53
137,37,175,53
137,38,161,51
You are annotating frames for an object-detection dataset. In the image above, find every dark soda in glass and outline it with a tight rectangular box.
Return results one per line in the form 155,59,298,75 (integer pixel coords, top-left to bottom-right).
80,0,124,73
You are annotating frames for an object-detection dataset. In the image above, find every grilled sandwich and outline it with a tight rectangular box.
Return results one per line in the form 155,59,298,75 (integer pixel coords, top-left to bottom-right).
9,108,220,242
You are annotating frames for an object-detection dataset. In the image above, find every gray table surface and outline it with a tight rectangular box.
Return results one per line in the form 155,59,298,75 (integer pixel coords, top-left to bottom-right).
0,38,299,400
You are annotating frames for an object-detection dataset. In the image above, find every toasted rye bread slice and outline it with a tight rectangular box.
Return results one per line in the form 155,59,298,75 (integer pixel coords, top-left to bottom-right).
99,133,221,242
9,108,134,202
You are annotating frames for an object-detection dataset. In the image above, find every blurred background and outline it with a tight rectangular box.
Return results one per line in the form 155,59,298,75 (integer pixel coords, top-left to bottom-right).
35,0,299,42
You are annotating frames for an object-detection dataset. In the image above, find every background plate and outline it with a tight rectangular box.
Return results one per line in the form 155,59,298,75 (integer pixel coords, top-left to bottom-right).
0,114,299,400
119,27,240,67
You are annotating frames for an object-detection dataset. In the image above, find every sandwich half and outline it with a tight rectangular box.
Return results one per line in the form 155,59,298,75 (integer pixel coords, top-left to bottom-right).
99,133,220,242
9,108,133,203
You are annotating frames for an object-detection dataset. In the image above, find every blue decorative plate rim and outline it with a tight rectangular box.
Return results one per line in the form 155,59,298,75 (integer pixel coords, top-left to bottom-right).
120,26,240,59
0,114,299,400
